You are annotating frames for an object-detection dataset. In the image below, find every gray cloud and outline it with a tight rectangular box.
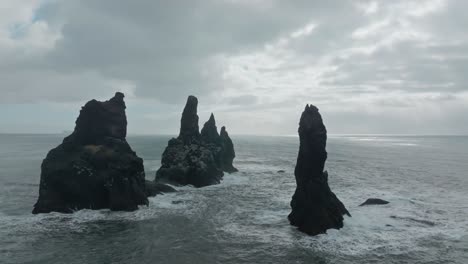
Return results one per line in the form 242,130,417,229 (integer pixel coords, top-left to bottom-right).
0,0,467,134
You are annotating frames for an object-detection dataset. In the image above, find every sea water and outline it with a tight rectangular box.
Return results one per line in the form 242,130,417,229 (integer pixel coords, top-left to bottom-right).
0,134,467,264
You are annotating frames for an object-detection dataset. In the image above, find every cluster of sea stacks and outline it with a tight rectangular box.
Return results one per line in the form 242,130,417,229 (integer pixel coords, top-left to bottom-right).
155,96,237,187
32,92,352,236
32,93,235,214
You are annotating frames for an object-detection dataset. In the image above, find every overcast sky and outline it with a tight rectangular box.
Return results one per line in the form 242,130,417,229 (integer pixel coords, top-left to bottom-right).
1,0,467,135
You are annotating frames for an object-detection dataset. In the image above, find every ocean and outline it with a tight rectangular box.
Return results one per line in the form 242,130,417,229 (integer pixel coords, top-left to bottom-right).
0,134,467,264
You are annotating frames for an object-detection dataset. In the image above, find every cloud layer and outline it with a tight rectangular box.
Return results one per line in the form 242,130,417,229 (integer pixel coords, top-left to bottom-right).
1,0,467,135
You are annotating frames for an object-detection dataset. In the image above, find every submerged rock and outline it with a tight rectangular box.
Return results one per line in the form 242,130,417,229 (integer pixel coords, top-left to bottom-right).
359,198,389,206
389,215,436,226
288,104,350,235
155,96,237,187
145,180,177,197
33,93,148,214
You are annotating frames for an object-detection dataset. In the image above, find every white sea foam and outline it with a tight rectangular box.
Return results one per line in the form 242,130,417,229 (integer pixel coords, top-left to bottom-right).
1,135,467,263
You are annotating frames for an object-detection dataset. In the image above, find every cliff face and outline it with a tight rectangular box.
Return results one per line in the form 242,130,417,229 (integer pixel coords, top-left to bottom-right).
155,96,237,187
288,105,350,235
33,93,148,214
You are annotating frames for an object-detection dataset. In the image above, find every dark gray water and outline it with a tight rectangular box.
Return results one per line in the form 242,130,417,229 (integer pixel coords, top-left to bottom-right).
0,134,467,264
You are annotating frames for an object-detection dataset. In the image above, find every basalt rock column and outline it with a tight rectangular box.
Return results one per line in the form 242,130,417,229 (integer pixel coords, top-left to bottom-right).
220,126,238,173
288,104,350,235
178,95,200,144
33,92,148,214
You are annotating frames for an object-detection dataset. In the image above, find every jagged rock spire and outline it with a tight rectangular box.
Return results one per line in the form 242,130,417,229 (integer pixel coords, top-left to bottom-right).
156,95,238,187
220,126,238,173
201,113,220,143
178,95,200,143
288,104,350,235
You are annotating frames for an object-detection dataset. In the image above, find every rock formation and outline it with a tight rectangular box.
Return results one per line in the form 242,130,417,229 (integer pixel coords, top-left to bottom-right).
360,198,389,206
201,113,220,143
155,96,237,187
219,126,238,173
288,104,350,235
33,93,148,214
179,95,200,144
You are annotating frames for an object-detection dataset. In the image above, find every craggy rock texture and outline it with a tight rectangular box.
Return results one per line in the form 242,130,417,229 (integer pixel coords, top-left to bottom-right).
179,95,200,144
33,93,148,214
360,198,390,206
288,104,350,235
220,126,238,173
155,96,237,187
201,114,220,143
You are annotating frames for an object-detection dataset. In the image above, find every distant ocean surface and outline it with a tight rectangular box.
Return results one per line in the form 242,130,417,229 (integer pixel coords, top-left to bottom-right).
0,134,467,264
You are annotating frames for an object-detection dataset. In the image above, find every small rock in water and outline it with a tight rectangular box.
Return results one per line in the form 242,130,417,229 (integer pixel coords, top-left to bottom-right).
359,198,390,206
277,170,285,173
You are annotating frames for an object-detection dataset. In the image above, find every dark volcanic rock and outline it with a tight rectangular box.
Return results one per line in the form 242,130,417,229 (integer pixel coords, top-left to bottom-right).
219,126,238,173
288,104,350,235
201,113,220,143
360,198,389,206
145,180,177,197
155,137,224,187
155,96,237,187
178,95,200,144
32,93,148,214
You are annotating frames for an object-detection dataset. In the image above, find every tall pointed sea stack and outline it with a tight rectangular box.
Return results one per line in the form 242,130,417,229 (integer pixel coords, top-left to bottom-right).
288,104,350,235
33,92,148,214
220,126,238,173
179,95,200,143
155,96,237,187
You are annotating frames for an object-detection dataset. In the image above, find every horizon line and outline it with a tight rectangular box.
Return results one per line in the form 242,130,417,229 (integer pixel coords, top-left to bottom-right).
0,132,467,137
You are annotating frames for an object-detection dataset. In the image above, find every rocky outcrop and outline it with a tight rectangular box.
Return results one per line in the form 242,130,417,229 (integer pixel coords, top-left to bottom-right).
360,198,389,206
33,93,148,214
219,126,238,173
155,96,237,187
288,104,350,235
201,113,220,143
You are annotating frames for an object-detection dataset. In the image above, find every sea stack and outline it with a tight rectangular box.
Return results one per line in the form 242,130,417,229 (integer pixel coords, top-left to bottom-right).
155,96,237,187
219,126,238,173
32,92,148,214
288,104,350,235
